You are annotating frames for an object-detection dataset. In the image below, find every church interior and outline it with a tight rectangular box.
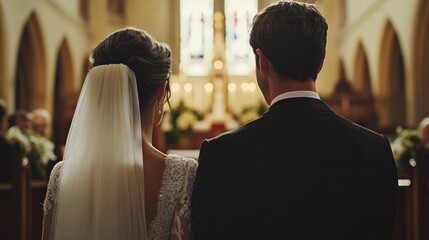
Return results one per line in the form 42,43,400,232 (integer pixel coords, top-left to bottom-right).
0,0,428,239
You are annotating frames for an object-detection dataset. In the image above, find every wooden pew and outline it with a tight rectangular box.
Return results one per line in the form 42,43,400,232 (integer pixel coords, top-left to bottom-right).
28,174,47,240
415,148,429,240
394,148,429,240
395,171,413,240
0,152,29,240
0,151,48,240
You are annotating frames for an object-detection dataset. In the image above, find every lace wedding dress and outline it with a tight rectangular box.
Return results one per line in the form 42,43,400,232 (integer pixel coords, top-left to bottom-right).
43,154,198,240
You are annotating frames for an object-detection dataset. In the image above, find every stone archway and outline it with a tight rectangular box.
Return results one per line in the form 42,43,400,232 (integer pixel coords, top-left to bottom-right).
413,0,429,124
352,42,377,129
378,21,406,132
15,12,46,110
53,39,75,157
353,42,372,97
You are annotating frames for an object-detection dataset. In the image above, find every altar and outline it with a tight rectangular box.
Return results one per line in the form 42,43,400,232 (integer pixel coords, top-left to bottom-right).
161,1,266,150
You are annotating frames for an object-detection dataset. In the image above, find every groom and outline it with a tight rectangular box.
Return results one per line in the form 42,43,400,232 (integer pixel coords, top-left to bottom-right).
191,1,398,239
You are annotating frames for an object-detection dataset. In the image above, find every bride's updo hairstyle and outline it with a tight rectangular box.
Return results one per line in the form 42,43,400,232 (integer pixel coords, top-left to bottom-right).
90,27,172,109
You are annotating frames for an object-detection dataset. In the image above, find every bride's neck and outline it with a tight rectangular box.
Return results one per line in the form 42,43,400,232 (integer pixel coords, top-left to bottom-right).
141,125,153,146
141,125,166,160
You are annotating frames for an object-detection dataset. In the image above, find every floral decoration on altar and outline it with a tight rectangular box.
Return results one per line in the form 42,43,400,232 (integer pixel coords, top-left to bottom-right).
238,102,267,124
176,110,199,134
5,126,56,178
390,127,421,173
165,102,202,145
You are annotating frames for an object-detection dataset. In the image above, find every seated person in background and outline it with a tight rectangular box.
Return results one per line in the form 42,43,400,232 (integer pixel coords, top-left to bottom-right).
32,109,57,173
8,109,33,131
419,117,429,149
32,109,51,137
6,109,55,178
0,99,15,182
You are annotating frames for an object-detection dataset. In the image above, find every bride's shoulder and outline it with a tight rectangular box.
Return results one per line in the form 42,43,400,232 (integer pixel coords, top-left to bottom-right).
165,154,198,171
50,161,64,176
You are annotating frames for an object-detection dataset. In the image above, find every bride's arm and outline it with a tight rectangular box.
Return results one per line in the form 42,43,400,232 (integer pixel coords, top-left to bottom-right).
171,159,198,240
171,204,192,240
42,204,53,240
42,162,63,240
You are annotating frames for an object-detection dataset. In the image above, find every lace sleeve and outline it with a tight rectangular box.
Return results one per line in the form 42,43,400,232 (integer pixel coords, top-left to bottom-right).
171,159,198,240
42,162,64,240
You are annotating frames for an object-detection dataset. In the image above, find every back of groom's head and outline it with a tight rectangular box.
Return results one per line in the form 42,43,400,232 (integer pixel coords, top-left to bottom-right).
249,0,328,81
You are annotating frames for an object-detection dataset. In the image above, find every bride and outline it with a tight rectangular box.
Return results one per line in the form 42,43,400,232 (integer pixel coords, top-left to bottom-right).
42,27,198,240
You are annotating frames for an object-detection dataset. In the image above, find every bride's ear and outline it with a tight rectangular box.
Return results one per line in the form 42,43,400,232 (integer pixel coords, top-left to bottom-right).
155,81,168,103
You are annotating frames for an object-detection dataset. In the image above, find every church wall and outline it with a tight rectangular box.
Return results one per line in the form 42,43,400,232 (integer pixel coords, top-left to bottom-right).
0,0,89,114
0,0,425,129
87,0,180,73
127,0,172,44
87,0,126,47
338,0,420,126
315,0,340,96
0,0,37,109
125,0,180,73
337,0,418,94
411,0,429,126
50,0,80,16
346,0,378,24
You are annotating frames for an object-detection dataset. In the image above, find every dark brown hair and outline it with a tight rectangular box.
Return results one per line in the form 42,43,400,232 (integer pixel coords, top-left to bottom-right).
249,1,328,81
91,27,172,109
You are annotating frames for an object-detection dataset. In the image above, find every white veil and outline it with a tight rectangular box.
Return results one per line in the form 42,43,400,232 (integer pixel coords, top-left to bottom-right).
50,64,147,239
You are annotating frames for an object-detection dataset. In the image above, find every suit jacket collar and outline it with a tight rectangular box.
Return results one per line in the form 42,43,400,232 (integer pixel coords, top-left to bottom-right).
263,97,334,116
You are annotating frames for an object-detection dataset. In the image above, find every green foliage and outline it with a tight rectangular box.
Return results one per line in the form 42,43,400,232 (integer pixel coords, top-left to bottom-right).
390,127,421,173
170,102,201,134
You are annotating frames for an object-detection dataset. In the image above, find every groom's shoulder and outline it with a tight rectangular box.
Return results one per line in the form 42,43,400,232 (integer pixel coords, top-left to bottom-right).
205,118,263,146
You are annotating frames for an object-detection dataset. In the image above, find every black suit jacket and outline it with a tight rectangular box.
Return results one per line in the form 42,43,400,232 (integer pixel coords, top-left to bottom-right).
192,98,398,240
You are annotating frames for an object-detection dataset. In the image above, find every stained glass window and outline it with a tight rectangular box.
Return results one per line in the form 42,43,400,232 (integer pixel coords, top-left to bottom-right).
180,0,214,76
225,0,257,75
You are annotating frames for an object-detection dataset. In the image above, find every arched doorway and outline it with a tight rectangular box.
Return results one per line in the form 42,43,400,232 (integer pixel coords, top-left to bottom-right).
15,12,47,110
352,42,376,129
353,42,372,97
53,39,75,159
379,21,406,132
414,0,429,123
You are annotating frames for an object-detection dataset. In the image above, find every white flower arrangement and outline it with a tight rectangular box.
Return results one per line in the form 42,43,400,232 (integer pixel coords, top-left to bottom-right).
239,109,260,124
176,110,198,132
5,126,31,155
238,103,268,125
29,134,57,166
5,126,56,178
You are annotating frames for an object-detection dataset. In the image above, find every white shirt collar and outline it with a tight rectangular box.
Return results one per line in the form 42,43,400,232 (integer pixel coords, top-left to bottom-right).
270,91,320,106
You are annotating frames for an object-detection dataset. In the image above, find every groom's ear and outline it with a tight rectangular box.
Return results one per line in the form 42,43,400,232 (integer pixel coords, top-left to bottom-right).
256,49,271,75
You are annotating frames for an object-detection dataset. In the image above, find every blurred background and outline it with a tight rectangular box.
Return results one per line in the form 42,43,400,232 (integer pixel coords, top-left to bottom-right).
0,0,428,239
